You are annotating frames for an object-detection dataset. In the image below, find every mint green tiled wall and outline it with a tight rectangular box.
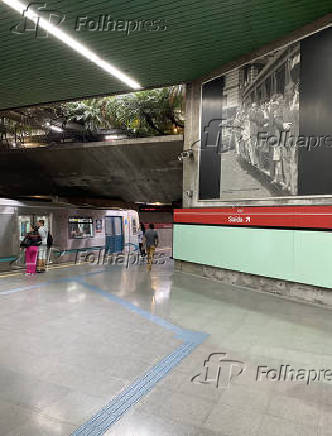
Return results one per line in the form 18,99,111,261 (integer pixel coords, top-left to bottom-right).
173,225,332,288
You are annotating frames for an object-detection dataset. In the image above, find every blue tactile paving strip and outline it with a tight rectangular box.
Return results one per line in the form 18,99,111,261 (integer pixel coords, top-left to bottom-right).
0,244,137,264
0,257,17,263
0,268,208,435
0,283,48,295
71,339,206,436
0,269,105,296
71,278,208,436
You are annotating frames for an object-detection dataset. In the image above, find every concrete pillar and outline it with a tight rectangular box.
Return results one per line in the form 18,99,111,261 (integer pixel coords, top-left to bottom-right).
183,81,201,208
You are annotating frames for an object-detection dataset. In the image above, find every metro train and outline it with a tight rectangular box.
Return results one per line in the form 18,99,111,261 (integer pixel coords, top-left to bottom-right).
0,198,140,271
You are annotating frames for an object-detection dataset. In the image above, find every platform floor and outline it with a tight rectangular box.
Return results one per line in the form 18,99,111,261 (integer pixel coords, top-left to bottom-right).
0,260,331,435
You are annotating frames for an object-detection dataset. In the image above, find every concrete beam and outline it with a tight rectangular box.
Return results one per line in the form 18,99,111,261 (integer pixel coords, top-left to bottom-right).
0,135,183,203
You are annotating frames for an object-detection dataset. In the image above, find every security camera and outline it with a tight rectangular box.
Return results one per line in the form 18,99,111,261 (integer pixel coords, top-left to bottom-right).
178,149,194,161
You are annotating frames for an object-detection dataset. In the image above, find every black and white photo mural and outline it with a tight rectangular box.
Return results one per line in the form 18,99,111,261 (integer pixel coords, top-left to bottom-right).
200,26,332,200
199,42,300,199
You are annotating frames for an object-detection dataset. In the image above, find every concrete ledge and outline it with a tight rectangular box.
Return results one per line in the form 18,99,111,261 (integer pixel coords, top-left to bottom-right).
174,259,332,308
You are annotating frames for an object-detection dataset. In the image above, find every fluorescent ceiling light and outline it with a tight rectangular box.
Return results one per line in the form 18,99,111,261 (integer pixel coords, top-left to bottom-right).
2,0,141,89
49,125,63,132
45,122,63,132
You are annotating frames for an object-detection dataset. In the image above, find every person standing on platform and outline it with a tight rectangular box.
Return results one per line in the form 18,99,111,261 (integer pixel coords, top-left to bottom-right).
37,219,48,273
144,224,159,271
138,223,146,257
21,225,42,276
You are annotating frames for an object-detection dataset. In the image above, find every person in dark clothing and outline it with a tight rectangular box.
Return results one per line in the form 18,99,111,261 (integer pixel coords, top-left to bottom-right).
138,223,146,257
144,224,159,271
22,225,42,276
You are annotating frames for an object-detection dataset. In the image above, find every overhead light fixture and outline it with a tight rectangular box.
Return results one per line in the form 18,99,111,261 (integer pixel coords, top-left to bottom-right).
104,135,118,140
45,122,63,132
49,125,63,132
2,0,141,89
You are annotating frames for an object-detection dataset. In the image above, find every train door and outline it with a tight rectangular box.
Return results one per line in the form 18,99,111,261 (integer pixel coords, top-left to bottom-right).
105,216,124,253
18,215,33,241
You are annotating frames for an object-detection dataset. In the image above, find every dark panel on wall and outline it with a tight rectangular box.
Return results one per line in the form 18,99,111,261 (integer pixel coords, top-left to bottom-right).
299,27,332,195
199,77,224,199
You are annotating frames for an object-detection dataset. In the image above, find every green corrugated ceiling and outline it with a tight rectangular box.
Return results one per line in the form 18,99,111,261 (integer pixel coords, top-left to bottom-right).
0,0,331,109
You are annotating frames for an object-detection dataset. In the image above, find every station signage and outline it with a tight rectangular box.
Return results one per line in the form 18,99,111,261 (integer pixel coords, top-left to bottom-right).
68,217,93,223
174,206,332,230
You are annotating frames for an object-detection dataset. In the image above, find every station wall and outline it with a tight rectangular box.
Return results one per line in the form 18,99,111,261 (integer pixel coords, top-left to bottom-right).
178,23,332,291
183,26,332,208
173,224,332,288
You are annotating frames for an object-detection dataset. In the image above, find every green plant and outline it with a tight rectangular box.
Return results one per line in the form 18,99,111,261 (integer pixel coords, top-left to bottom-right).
63,86,184,136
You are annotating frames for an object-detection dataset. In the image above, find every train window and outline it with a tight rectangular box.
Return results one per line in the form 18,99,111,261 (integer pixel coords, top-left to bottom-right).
105,216,122,236
113,217,122,236
131,217,137,234
96,219,103,233
19,216,31,241
275,64,285,95
105,217,113,235
68,217,93,239
243,64,250,85
265,77,271,100
257,87,262,104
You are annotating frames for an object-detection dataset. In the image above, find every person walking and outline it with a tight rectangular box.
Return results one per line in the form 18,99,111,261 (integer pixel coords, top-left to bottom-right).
21,225,42,276
144,224,159,271
138,223,146,257
37,219,48,273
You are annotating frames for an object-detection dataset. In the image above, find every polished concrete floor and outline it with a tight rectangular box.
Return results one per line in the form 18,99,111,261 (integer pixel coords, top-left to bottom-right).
0,259,331,435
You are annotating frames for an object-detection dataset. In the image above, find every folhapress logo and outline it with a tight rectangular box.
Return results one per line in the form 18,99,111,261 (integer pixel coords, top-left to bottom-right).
257,365,332,385
75,16,167,35
191,353,246,388
10,2,65,38
9,3,168,38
